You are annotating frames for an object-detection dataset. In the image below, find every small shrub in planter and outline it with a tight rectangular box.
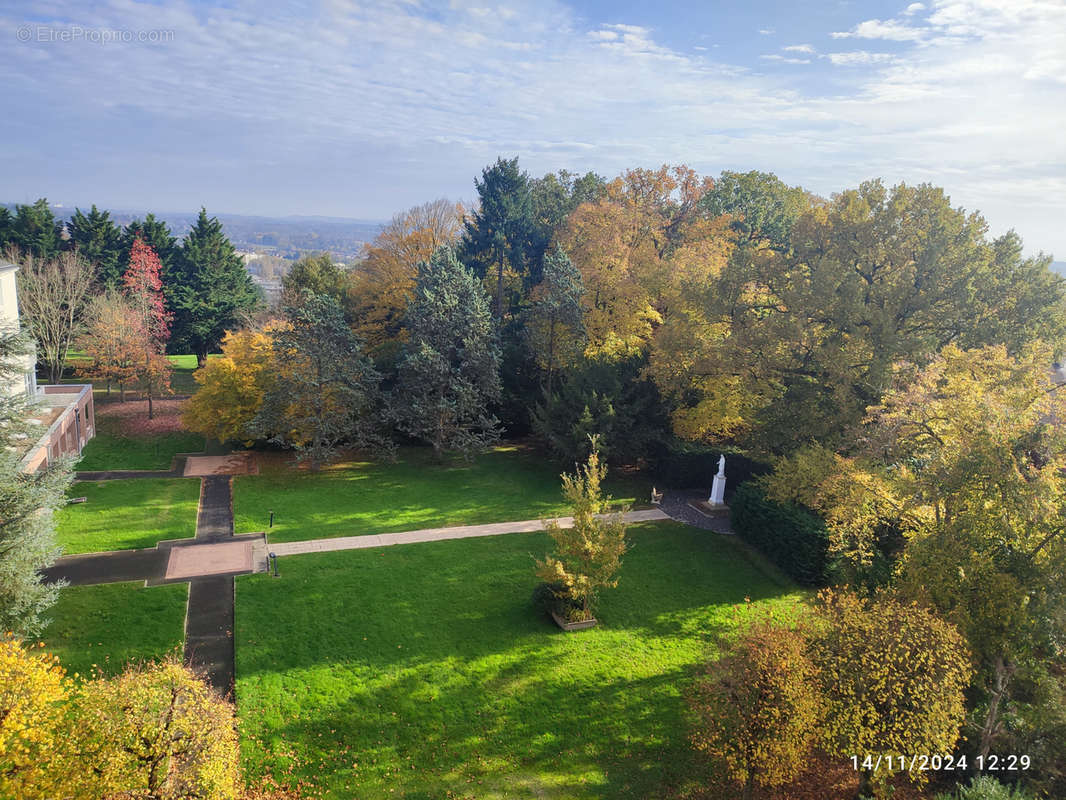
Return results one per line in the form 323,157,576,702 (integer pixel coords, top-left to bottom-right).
530,581,591,626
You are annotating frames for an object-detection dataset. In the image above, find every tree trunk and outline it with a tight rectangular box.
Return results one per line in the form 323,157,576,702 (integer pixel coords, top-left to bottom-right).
742,769,755,800
119,384,126,402
546,320,556,399
148,389,154,419
197,347,208,368
857,767,873,799
977,654,1015,769
495,256,504,320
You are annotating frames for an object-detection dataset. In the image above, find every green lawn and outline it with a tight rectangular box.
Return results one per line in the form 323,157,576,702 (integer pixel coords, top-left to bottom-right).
77,430,205,471
236,521,801,798
56,478,201,553
55,352,211,396
41,581,188,678
234,446,648,543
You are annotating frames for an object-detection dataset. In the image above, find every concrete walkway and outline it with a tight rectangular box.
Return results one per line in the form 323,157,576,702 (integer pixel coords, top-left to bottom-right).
268,508,670,557
182,476,239,698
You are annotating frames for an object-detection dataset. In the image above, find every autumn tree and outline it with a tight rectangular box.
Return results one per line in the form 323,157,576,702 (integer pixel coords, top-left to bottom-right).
689,615,821,800
121,213,180,292
348,198,464,357
863,344,1066,765
66,204,124,287
171,209,260,364
658,181,1066,454
70,656,240,799
535,444,628,620
12,247,94,383
558,164,730,358
184,325,279,444
394,246,501,459
812,590,972,798
253,295,386,470
123,237,174,418
0,634,72,799
76,290,144,399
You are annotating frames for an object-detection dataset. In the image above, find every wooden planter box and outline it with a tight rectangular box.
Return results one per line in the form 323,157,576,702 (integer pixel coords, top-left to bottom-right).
551,610,598,631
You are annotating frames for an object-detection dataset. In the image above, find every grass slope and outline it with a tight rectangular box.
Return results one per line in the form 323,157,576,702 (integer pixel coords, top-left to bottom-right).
41,581,188,677
234,446,648,543
56,478,201,553
77,430,205,471
236,521,801,799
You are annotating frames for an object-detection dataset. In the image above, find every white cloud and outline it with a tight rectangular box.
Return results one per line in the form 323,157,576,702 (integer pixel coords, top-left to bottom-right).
1,0,1064,255
903,2,926,15
827,51,896,65
758,28,775,35
831,18,928,41
761,54,811,64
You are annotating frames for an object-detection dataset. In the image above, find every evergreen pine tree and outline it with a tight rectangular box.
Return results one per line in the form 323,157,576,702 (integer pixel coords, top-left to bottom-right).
525,245,586,399
253,294,387,470
460,157,535,319
0,207,13,251
66,205,124,287
121,214,179,284
0,333,73,636
171,209,260,364
11,199,62,259
394,246,502,459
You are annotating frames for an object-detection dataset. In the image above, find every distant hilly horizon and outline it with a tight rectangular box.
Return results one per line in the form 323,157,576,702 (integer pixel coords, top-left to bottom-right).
2,201,385,260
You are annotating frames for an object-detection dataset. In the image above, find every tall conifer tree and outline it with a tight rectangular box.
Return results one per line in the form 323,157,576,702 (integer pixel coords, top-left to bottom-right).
171,209,260,364
394,246,501,459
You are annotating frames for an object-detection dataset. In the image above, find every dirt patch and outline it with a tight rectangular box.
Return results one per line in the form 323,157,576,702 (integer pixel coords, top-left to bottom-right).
96,397,190,436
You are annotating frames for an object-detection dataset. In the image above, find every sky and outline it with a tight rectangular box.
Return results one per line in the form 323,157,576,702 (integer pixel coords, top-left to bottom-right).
2,0,1065,257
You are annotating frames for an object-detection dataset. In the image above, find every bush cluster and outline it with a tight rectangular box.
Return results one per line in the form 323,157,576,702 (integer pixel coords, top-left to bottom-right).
729,481,830,586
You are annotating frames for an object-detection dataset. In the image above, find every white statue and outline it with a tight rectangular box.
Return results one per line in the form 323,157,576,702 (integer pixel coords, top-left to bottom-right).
709,454,727,506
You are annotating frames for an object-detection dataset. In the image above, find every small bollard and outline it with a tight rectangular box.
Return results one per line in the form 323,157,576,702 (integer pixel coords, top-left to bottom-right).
269,552,279,578
269,510,274,528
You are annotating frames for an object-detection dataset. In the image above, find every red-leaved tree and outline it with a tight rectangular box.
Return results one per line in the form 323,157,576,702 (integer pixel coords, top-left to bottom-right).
122,237,173,418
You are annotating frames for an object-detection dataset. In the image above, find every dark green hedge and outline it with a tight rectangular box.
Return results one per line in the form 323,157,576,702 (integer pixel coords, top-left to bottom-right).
730,481,830,586
647,439,771,500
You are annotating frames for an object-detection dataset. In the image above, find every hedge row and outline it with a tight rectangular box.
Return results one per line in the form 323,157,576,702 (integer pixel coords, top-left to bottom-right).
729,481,830,586
646,439,771,500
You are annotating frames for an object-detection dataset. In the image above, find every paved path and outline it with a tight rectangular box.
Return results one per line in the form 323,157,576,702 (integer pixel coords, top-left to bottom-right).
269,508,670,556
75,458,187,481
182,476,238,698
660,489,735,534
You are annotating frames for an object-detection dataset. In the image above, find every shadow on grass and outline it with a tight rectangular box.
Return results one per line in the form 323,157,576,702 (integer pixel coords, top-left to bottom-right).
236,523,800,798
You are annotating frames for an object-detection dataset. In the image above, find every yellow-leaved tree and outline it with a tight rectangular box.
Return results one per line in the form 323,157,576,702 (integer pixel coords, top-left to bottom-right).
0,634,72,799
689,613,822,800
184,323,281,445
812,590,972,798
72,655,240,799
535,442,628,621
